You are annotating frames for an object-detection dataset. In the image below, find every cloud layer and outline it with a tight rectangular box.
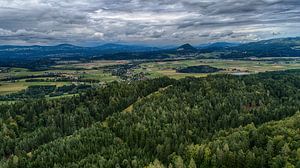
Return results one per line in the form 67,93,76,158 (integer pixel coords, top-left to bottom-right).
0,0,300,45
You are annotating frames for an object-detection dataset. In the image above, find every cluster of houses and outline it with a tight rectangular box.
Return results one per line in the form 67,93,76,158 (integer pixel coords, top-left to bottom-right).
43,71,81,81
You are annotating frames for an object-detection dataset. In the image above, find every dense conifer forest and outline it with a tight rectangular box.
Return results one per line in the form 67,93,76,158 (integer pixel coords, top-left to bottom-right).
1,70,300,167
177,65,222,73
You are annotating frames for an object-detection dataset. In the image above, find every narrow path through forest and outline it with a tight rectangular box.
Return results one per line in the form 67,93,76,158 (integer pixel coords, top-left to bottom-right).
122,85,172,113
101,85,172,128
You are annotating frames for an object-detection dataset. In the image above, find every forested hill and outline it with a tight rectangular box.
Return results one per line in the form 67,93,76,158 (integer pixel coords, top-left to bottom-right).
201,37,300,58
1,70,300,167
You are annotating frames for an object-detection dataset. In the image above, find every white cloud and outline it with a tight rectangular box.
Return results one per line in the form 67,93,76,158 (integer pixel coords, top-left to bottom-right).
0,0,299,45
93,32,104,39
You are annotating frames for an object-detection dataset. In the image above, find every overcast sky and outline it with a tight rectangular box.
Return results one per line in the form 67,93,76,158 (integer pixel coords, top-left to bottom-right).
0,0,300,46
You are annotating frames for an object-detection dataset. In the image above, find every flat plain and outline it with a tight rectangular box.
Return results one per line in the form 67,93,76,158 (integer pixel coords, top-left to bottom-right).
1,58,300,95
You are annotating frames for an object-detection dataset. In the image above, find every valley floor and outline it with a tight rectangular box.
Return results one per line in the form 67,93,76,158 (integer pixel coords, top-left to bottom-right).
1,58,300,96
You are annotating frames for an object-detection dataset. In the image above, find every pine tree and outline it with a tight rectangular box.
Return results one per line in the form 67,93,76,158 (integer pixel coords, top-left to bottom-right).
188,158,196,168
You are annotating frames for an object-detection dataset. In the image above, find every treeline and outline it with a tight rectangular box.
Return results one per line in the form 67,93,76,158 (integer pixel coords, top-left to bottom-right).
0,74,57,82
0,84,92,101
1,70,300,167
177,65,222,73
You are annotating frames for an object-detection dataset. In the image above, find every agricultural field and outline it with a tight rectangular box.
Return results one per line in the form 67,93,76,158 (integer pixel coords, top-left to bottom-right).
53,60,129,69
0,81,68,95
134,58,300,79
0,60,122,95
1,58,300,95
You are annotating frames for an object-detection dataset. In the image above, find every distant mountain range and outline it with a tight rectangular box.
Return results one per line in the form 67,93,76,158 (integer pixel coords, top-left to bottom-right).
197,42,241,50
0,43,162,61
225,37,300,58
0,37,300,61
0,43,160,57
94,43,160,52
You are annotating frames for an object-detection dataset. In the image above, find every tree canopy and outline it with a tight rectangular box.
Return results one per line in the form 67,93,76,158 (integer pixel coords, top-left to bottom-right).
1,70,300,167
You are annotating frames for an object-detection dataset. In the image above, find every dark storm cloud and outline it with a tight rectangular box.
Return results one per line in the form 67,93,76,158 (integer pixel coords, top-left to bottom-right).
0,0,299,45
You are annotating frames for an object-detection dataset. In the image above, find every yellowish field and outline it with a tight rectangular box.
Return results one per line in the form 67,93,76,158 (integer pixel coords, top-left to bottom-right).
0,83,27,95
0,81,69,95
